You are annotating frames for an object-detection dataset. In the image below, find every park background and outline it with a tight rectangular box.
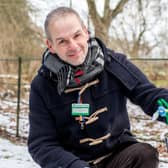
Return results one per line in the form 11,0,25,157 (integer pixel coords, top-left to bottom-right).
0,0,168,167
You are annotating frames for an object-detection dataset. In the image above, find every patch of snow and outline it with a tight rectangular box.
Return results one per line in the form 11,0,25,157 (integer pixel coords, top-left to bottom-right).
0,138,39,168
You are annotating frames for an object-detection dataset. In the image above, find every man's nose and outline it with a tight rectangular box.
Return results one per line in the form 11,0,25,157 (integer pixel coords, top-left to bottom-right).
68,39,78,50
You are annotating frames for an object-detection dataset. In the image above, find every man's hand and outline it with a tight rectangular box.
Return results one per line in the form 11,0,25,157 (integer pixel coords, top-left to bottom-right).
152,98,168,124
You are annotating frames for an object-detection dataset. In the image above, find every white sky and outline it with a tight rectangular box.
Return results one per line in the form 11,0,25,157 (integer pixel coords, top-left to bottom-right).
28,0,88,29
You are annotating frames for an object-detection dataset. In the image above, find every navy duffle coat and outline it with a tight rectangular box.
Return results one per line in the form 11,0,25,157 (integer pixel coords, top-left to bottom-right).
28,38,168,168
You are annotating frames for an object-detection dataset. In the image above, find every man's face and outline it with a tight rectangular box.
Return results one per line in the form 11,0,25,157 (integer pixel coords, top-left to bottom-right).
46,14,89,66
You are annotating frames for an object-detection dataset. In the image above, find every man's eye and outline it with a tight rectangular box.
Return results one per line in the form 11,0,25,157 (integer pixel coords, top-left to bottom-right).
74,34,81,38
58,40,65,45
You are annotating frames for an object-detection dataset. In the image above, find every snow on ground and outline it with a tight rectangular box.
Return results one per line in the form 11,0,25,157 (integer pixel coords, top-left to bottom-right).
0,94,168,167
0,137,167,168
0,137,39,168
0,97,29,138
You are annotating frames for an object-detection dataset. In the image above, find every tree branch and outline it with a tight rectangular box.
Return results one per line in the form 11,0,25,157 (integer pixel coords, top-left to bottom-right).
111,0,129,18
87,0,102,24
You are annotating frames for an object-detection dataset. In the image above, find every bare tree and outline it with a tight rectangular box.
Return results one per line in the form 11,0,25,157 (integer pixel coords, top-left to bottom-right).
0,0,43,58
86,0,166,58
109,0,162,58
86,0,129,46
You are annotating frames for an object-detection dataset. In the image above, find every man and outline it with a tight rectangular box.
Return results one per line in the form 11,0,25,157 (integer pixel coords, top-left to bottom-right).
28,7,168,168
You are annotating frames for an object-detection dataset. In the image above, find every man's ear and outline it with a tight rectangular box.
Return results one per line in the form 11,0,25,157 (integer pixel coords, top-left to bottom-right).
46,39,55,53
82,25,89,40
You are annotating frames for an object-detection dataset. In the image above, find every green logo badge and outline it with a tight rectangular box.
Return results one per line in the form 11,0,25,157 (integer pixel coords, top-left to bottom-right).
71,103,90,116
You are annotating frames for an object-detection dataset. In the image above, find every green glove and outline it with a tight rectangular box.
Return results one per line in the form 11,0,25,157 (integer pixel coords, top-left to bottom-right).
152,98,168,124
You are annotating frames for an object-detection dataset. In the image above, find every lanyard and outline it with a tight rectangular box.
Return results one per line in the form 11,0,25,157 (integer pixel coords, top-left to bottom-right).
71,92,90,129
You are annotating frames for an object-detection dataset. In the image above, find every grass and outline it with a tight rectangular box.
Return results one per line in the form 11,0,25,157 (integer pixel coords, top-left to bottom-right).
151,80,168,88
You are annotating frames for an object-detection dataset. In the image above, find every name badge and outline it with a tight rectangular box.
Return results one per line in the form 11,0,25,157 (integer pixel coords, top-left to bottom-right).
72,103,90,116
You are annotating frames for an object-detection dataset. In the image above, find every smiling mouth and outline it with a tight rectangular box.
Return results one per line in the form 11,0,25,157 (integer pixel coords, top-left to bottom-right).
68,49,81,57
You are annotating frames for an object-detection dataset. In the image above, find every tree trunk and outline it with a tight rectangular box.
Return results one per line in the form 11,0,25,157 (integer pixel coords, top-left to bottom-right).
87,0,129,46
